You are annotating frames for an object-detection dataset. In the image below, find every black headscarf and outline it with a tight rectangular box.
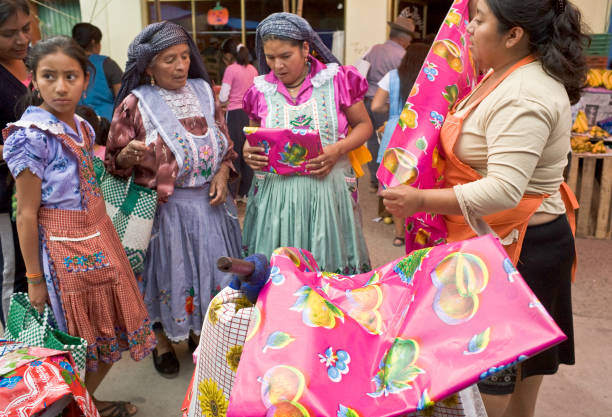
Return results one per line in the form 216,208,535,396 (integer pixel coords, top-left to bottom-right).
115,21,210,106
255,12,340,74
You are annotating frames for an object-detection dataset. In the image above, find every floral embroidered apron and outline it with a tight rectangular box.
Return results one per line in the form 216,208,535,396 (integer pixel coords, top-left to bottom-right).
33,122,154,369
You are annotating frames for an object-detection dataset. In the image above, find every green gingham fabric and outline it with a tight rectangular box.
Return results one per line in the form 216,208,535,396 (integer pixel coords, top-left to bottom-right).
93,157,157,273
4,293,87,379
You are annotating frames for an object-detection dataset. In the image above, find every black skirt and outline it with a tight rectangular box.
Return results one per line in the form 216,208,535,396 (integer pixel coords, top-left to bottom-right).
478,214,575,395
226,108,253,198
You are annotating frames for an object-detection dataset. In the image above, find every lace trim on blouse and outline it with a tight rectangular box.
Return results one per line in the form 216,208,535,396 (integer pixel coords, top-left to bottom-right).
139,83,205,143
253,63,340,94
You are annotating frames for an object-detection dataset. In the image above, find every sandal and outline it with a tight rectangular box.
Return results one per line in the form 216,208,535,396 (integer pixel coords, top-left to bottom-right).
152,347,179,378
392,236,405,247
97,401,137,417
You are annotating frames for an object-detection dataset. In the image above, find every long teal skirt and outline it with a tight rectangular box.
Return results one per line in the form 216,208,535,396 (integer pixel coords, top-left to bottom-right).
242,159,371,274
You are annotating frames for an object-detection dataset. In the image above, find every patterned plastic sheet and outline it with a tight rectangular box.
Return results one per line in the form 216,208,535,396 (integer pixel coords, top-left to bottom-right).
227,236,565,416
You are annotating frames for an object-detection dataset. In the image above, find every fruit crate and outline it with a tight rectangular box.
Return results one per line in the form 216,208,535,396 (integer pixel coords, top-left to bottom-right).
586,55,608,69
586,33,611,56
566,150,612,239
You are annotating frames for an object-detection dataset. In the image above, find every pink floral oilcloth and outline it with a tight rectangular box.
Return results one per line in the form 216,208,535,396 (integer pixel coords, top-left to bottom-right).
105,88,237,203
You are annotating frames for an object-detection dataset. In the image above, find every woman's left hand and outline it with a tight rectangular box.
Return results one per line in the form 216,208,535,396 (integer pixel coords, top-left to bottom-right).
209,166,229,206
381,184,424,217
306,143,343,177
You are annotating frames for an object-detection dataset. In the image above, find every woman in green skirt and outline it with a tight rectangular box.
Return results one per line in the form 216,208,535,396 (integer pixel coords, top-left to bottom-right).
242,12,372,274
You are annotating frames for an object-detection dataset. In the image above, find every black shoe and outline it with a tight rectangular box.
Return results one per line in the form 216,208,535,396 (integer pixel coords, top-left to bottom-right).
152,347,179,378
188,334,198,354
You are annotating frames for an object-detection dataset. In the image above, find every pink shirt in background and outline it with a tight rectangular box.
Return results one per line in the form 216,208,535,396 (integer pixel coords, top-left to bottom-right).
221,63,258,111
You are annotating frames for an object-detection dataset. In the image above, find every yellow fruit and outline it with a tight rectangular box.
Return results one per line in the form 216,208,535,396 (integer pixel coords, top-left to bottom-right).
572,110,589,133
432,41,449,59
383,216,393,224
260,365,306,408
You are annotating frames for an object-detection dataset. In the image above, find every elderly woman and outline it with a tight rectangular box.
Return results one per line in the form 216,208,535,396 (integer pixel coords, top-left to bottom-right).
382,0,586,416
242,13,372,274
106,21,241,378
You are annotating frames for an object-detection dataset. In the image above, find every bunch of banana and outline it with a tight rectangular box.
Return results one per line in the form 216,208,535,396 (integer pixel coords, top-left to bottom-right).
571,135,608,154
590,125,610,139
592,140,608,153
585,69,612,89
571,135,593,153
572,110,589,133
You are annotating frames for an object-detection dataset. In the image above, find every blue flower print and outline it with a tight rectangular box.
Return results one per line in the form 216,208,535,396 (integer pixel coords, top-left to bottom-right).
269,266,285,285
29,360,43,367
423,62,439,82
318,346,351,382
430,111,444,129
0,376,23,389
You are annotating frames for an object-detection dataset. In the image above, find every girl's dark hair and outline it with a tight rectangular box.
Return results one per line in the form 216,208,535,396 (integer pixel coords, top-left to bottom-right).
221,38,250,66
72,22,102,51
17,36,93,116
0,0,29,27
486,0,588,104
76,105,110,146
397,43,430,104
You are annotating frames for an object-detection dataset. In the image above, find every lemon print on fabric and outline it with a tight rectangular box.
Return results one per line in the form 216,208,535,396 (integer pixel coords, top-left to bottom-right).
368,338,425,398
198,378,228,417
345,285,383,335
265,400,311,417
259,365,306,408
291,286,344,329
431,252,489,325
382,148,419,186
226,345,243,372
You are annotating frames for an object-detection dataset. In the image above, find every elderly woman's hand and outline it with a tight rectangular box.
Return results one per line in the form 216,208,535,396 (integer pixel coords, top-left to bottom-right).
306,142,342,177
243,142,268,171
381,184,424,218
117,140,148,169
209,164,230,206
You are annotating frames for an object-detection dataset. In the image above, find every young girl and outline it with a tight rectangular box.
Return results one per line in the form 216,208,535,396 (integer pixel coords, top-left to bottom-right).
2,36,155,417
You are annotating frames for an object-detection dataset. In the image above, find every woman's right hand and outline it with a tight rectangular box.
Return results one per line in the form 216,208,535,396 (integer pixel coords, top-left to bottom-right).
29,282,49,314
243,142,268,171
117,140,148,169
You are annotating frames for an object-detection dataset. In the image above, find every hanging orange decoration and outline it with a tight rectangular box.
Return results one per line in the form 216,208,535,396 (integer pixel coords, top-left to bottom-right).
207,2,229,26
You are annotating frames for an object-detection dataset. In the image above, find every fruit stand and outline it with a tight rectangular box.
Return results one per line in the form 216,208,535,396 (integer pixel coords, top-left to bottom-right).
568,63,612,239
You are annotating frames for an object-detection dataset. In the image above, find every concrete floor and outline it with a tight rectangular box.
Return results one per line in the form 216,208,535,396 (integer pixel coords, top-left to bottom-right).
90,179,612,416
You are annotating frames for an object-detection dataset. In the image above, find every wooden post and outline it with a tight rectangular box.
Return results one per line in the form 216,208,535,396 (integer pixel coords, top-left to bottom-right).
190,0,196,43
595,158,612,238
296,0,303,16
283,0,290,12
241,0,246,45
154,0,162,22
577,157,596,236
